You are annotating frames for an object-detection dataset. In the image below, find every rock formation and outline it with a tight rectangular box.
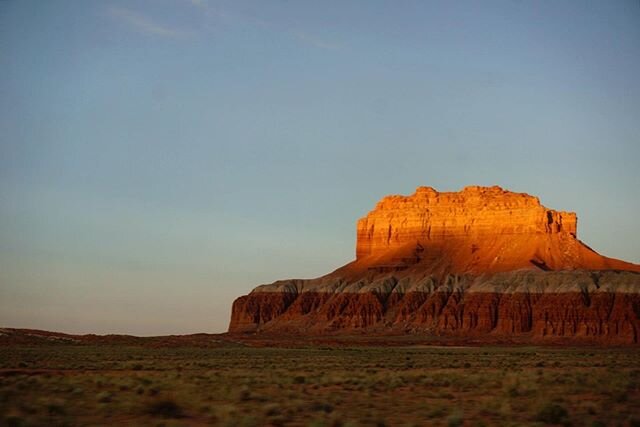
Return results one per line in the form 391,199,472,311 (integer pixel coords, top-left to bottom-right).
229,186,640,344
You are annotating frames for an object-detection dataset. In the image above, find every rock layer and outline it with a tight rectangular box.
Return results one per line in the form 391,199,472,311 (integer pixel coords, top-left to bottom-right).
356,185,577,259
228,186,640,344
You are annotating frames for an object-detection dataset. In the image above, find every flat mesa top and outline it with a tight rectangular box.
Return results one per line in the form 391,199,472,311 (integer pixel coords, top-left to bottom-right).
373,185,545,210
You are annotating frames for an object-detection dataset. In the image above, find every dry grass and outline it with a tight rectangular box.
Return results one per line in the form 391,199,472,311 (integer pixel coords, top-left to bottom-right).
0,344,638,426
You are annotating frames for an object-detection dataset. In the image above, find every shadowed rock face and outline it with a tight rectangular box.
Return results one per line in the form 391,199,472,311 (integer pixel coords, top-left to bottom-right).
229,186,640,344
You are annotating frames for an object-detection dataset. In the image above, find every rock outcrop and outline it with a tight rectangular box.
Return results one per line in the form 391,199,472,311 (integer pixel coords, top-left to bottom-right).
356,185,577,259
229,186,640,344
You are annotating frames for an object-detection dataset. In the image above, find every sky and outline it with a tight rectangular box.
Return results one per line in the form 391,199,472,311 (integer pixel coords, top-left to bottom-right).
1,0,639,335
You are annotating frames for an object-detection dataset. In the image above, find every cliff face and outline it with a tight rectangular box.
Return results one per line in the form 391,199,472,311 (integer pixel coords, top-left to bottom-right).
228,186,640,344
356,185,576,259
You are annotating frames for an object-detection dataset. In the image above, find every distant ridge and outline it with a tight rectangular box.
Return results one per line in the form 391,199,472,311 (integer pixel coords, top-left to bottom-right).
0,328,237,348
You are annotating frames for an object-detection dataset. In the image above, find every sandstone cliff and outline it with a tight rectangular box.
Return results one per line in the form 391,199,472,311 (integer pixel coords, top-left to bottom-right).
229,186,640,344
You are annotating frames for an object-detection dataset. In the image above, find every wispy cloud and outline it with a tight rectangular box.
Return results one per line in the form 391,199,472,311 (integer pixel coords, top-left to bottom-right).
193,1,342,51
107,2,341,50
108,6,192,39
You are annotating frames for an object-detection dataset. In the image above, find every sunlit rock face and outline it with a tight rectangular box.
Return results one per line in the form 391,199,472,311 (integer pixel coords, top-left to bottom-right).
228,186,640,344
356,185,576,259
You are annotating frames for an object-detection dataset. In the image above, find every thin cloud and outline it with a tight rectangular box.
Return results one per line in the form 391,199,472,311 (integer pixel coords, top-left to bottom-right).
194,2,342,51
108,6,192,38
108,2,341,49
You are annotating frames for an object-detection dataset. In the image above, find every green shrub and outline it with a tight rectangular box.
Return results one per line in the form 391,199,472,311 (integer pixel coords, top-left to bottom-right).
535,402,568,424
237,386,251,401
310,402,334,413
427,407,447,418
96,391,112,403
146,398,185,419
46,400,66,416
446,410,463,427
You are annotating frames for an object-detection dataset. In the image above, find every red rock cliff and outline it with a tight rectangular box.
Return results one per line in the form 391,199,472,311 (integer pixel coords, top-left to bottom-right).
228,186,640,344
356,185,576,259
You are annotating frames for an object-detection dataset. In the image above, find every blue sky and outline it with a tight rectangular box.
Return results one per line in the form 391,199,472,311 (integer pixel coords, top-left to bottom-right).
1,0,639,335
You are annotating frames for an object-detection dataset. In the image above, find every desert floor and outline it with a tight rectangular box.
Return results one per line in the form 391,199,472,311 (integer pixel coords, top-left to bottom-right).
1,342,639,426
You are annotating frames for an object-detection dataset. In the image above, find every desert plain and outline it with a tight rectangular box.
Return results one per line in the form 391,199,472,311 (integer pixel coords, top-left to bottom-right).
1,329,639,427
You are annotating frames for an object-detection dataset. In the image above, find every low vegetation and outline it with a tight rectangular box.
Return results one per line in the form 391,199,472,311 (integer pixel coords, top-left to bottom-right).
0,343,638,426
